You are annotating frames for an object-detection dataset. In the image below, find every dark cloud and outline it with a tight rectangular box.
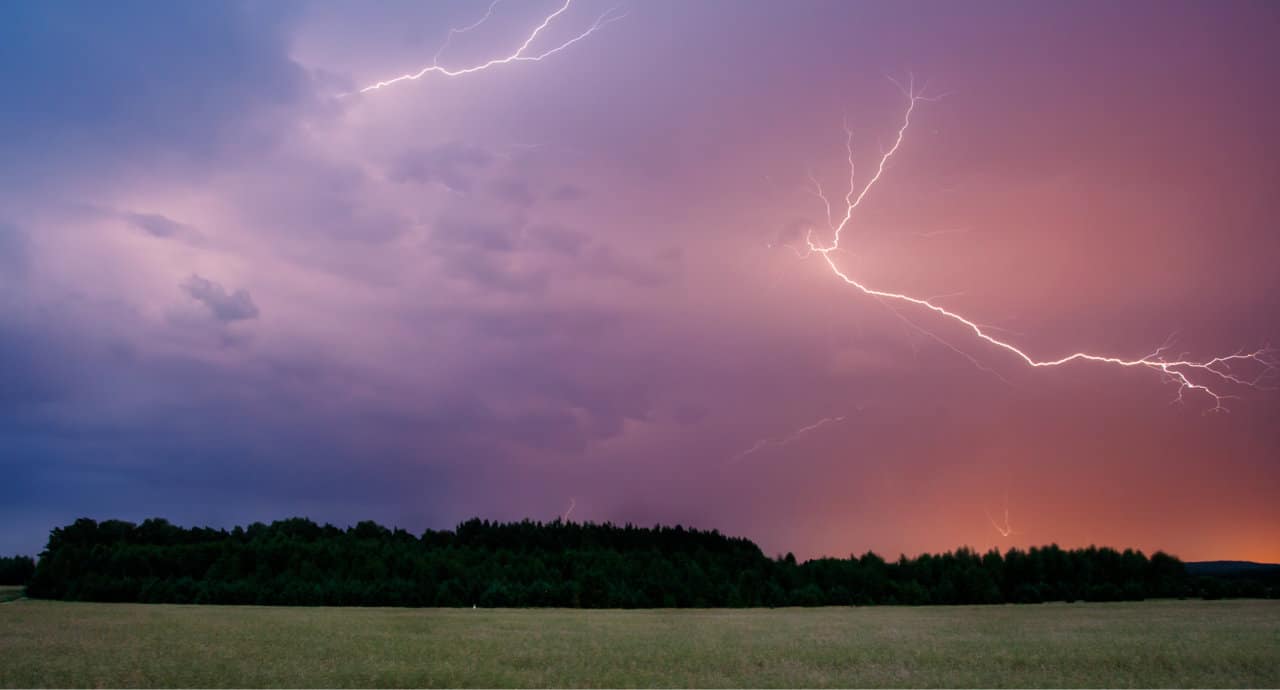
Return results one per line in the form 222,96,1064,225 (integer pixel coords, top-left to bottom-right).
0,1,312,184
182,275,260,322
0,320,70,413
488,176,537,208
549,184,587,202
447,251,551,294
241,161,409,245
772,218,813,249
123,212,192,239
0,10,687,550
464,306,618,341
0,277,670,555
526,224,589,257
2,0,1278,565
0,318,457,555
429,215,675,292
0,223,28,277
673,403,709,426
433,216,517,253
388,142,495,193
581,245,679,289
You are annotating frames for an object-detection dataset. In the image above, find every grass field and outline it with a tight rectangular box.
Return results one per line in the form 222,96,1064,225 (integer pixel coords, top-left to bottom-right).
1,599,1276,687
0,587,22,603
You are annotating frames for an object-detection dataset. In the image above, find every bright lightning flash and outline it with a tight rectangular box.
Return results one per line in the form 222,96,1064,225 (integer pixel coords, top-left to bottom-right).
796,77,1276,412
357,0,625,94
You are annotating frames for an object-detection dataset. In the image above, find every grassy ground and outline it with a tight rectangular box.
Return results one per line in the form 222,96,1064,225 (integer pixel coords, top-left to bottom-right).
1,599,1276,688
0,587,23,603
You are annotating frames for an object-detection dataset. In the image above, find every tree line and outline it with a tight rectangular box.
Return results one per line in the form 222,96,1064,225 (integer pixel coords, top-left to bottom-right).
0,555,35,586
21,517,1275,607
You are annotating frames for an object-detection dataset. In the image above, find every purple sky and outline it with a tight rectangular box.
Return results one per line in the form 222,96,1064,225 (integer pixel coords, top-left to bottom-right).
2,0,1278,561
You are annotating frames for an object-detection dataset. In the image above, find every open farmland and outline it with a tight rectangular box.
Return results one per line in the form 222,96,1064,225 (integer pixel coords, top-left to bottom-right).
2,598,1277,687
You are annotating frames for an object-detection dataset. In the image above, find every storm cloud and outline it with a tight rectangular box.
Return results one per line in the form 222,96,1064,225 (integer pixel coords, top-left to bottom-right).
0,0,1277,565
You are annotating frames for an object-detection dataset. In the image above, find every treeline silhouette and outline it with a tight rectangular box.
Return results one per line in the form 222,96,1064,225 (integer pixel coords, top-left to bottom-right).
24,517,1275,607
1185,561,1280,600
0,555,35,586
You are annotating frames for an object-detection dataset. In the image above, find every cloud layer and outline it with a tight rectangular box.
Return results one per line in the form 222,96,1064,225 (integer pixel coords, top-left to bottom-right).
1,0,1278,562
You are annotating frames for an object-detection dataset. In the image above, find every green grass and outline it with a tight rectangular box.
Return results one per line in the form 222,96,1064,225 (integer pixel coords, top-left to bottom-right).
0,587,22,603
1,599,1277,687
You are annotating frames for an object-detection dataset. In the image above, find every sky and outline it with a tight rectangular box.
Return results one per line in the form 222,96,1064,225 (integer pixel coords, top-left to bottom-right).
2,0,1278,562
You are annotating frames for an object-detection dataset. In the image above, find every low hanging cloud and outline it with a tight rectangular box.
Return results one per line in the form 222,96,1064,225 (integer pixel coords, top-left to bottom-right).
388,142,496,194
182,275,260,322
124,212,190,239
526,224,589,257
548,184,587,202
120,211,209,246
488,176,536,208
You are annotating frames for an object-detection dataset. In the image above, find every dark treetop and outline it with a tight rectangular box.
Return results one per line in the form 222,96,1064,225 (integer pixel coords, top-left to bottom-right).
23,517,1274,607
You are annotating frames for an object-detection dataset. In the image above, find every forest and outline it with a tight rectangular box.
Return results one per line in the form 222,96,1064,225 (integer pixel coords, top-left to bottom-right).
0,554,35,586
19,517,1275,607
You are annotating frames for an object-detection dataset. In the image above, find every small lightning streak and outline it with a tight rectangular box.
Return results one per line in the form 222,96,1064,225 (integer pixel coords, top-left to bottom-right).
432,0,503,67
732,415,848,463
798,77,1276,412
356,0,625,95
985,494,1017,538
562,497,576,522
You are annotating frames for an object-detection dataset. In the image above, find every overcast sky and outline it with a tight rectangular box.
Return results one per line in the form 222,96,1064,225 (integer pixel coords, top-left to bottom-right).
2,0,1277,561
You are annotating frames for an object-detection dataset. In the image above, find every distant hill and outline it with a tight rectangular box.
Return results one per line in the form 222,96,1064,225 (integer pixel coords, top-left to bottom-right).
1186,561,1280,583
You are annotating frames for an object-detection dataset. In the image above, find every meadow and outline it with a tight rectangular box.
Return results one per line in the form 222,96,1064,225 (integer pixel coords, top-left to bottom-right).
1,598,1276,687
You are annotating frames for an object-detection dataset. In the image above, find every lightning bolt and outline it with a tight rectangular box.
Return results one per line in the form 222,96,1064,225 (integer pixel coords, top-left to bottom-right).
732,415,849,463
431,0,504,67
985,493,1017,538
355,0,626,95
562,497,576,522
795,77,1276,412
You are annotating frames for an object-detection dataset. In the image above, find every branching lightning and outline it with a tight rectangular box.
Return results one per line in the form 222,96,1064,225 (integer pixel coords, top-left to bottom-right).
794,77,1276,412
356,0,625,94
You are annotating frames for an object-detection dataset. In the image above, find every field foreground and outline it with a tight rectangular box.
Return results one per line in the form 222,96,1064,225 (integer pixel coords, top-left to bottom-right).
1,599,1277,687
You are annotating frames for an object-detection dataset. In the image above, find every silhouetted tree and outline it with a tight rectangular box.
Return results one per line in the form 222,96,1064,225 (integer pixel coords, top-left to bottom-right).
26,516,1252,607
0,555,35,585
